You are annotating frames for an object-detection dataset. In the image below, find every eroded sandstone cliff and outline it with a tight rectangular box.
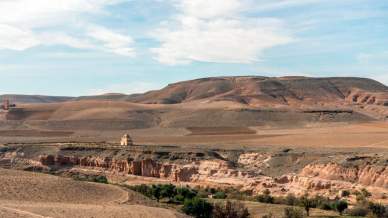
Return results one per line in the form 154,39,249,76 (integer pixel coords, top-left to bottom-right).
1,144,387,203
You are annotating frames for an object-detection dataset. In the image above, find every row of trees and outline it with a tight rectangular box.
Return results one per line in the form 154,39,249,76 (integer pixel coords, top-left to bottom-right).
256,188,388,218
129,184,387,218
128,184,249,218
254,189,348,216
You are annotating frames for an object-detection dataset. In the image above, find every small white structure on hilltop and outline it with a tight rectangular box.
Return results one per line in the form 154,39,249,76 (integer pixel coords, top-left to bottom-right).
120,134,133,146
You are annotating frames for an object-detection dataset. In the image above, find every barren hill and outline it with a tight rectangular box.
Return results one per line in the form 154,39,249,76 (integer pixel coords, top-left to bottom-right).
125,76,388,106
1,76,388,133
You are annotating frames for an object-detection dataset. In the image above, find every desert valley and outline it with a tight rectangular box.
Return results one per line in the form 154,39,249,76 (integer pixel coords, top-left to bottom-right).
0,76,387,217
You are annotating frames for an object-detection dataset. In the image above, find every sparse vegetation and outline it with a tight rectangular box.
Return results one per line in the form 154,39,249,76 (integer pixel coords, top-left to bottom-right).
367,202,387,218
346,206,369,217
213,191,227,199
255,189,274,204
128,184,254,217
71,173,108,184
300,195,314,216
283,207,305,218
129,183,378,218
182,197,213,218
212,200,250,218
128,184,198,204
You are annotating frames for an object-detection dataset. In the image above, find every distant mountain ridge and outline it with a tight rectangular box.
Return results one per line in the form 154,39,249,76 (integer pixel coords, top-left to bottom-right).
0,95,74,104
123,76,388,106
1,76,388,130
3,77,388,107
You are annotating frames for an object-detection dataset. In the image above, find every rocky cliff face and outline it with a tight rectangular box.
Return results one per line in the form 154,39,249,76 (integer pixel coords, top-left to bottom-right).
1,145,386,202
39,155,254,185
300,162,388,188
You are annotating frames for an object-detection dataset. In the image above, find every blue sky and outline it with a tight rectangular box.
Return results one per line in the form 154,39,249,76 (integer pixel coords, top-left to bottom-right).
0,0,388,96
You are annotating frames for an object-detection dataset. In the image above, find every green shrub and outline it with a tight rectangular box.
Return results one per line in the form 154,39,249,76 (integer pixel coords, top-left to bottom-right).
346,206,369,217
197,189,211,198
226,189,249,201
213,191,227,199
177,187,197,200
129,184,153,198
285,194,299,206
94,175,108,184
356,188,372,204
151,185,162,201
318,202,333,211
341,190,351,197
333,200,348,215
172,194,185,203
283,207,305,218
299,195,315,217
182,197,213,218
255,189,274,204
160,184,176,199
212,201,249,218
368,202,386,218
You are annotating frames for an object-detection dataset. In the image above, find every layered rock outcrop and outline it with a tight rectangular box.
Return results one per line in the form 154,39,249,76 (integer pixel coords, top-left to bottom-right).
39,155,254,185
0,146,384,202
300,162,388,188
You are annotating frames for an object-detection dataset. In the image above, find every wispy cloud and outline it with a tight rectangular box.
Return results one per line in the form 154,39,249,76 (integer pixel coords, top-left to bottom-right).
151,0,293,65
0,0,135,57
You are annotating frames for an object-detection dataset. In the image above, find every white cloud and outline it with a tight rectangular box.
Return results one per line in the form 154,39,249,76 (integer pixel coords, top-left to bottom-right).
250,0,325,12
152,0,293,65
38,32,95,49
0,24,39,50
0,0,135,57
0,0,124,27
177,0,242,19
87,26,136,57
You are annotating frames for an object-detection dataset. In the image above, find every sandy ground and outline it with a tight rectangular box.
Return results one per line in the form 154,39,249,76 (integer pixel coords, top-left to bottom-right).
127,122,388,150
3,122,388,152
0,169,185,218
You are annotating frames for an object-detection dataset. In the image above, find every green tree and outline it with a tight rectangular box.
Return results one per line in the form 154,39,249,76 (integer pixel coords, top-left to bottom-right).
285,194,298,206
213,191,227,199
212,201,249,218
334,200,348,215
255,189,274,204
177,186,197,200
151,185,161,202
300,195,314,216
182,197,213,218
368,202,386,218
160,184,176,199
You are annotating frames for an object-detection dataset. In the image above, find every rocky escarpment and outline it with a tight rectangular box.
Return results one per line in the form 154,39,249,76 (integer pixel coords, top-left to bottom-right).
300,162,388,188
37,153,388,200
1,144,387,202
39,155,254,185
